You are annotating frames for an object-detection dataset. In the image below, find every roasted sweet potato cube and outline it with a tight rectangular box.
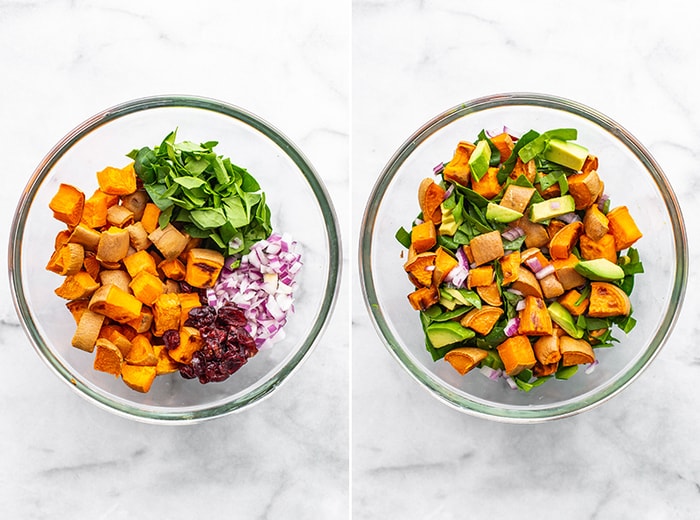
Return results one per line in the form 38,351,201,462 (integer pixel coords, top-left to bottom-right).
93,338,124,377
533,334,561,365
99,325,133,357
497,335,536,376
154,345,180,375
460,306,503,335
129,271,165,306
558,289,589,316
418,178,445,225
88,284,142,324
515,216,549,249
168,326,204,364
442,141,475,187
468,230,504,266
159,258,187,281
82,189,119,229
125,307,154,334
607,206,643,251
432,247,458,286
471,167,501,199
69,223,101,250
407,286,439,311
121,364,157,393
49,183,85,227
98,269,131,293
568,170,603,210
489,132,515,162
560,336,595,366
121,190,149,221
583,204,609,241
499,184,535,214
83,254,101,280
444,347,488,375
476,282,502,306
552,254,586,290
499,250,520,286
403,248,436,288
71,310,105,352
518,296,552,336
96,226,131,263
178,292,203,326
510,267,543,298
185,248,225,289
96,163,137,196
152,293,181,336
549,221,583,260
539,273,565,299
106,204,134,228
140,203,162,234
46,243,84,276
580,234,617,264
467,265,494,289
66,300,89,324
411,220,437,253
125,334,158,366
54,271,100,300
149,224,189,260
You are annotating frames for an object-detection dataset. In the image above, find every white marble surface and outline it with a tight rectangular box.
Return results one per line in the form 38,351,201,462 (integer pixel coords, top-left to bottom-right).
352,1,700,519
0,1,349,519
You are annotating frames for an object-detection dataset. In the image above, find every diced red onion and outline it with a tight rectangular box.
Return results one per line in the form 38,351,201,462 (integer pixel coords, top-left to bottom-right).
507,288,523,297
597,193,610,211
479,365,503,381
535,263,555,280
444,266,468,289
455,246,470,270
504,317,520,337
585,360,599,375
443,184,455,200
505,376,518,390
209,232,301,349
413,218,424,226
515,299,526,311
501,226,524,242
433,162,444,175
524,256,544,273
557,212,581,224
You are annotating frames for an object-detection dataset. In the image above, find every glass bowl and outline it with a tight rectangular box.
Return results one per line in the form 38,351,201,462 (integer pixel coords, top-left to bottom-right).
359,92,687,423
9,95,341,423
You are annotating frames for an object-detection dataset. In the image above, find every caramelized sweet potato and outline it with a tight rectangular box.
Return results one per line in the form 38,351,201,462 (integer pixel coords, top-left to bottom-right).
106,204,135,228
552,254,586,290
432,247,458,286
66,299,89,324
168,326,204,364
588,282,631,317
71,309,105,352
126,222,151,251
120,190,149,221
46,243,84,276
88,284,143,324
460,305,503,335
403,247,437,288
500,251,521,286
444,347,488,375
510,267,543,298
476,282,502,306
54,271,100,300
539,273,565,299
579,233,617,264
558,289,589,316
533,334,561,365
407,286,439,311
93,338,124,377
468,230,504,266
49,183,85,227
497,335,536,376
96,163,137,196
515,216,549,249
559,336,595,366
518,296,552,336
69,223,101,250
442,141,474,186
151,293,181,336
583,204,609,241
418,178,445,225
549,221,583,260
471,167,501,199
499,184,535,214
185,248,226,289
489,132,514,162
159,258,187,281
568,170,602,210
149,224,189,260
178,292,203,326
123,250,158,278
467,265,494,289
411,220,437,253
140,203,162,234
606,206,642,250
121,364,157,393
96,226,131,263
125,334,157,366
82,189,119,229
154,345,180,375
129,271,165,305
98,269,131,293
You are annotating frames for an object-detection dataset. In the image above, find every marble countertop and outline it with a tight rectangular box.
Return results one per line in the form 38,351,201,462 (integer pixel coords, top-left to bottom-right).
352,1,700,519
0,1,348,518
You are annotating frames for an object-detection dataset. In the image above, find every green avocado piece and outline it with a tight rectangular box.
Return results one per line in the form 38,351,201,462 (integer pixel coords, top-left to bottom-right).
426,321,475,348
543,138,589,171
547,302,584,339
574,258,625,281
468,139,491,182
439,211,459,235
486,202,523,223
529,195,576,222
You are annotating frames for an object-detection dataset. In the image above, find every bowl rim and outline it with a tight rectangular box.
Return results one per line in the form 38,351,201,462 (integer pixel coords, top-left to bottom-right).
359,91,688,423
9,94,342,423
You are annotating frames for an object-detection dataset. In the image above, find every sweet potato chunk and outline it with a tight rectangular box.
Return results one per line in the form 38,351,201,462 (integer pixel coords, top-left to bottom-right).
568,170,603,210
168,326,203,364
96,227,131,263
588,282,631,317
411,220,437,253
149,224,189,260
123,250,158,278
154,345,180,375
71,309,105,352
518,296,552,336
418,178,445,225
98,269,131,293
460,306,503,335
140,203,161,234
49,183,85,227
533,334,561,365
476,283,502,306
54,271,100,300
69,223,101,250
407,286,439,311
558,289,589,316
497,335,536,376
444,347,488,375
510,267,543,298
93,338,124,377
432,247,458,287
499,184,535,214
471,167,501,199
129,271,165,306
559,336,595,366
82,189,119,229
46,243,84,276
125,334,157,366
549,221,583,260
151,293,181,336
515,216,549,249
442,141,474,186
552,254,586,290
121,364,157,393
96,163,137,196
185,248,225,289
499,250,520,286
159,258,186,281
607,206,643,250
583,204,609,241
467,265,493,289
468,230,504,266
580,234,617,264
88,284,143,323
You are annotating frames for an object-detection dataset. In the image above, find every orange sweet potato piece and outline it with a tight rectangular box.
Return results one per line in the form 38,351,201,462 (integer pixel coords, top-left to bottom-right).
126,222,151,251
96,226,131,263
149,224,189,260
88,284,143,324
510,158,537,183
125,307,154,335
129,271,165,306
407,286,440,311
583,204,609,241
54,229,72,250
66,299,89,324
476,282,502,306
559,336,595,366
71,309,105,352
185,248,225,289
125,334,157,366
468,230,504,266
154,345,180,375
497,335,536,376
140,203,162,234
121,190,149,221
404,246,437,288
489,132,514,162
121,364,157,393
54,271,100,300
98,269,131,293
411,220,437,253
581,155,598,175
549,221,583,260
510,267,543,298
46,243,84,276
432,247,458,286
515,216,549,249
159,258,187,281
99,325,133,357
579,234,617,264
444,347,488,375
178,292,203,326
49,183,85,227
467,265,494,289
533,334,561,365
168,326,204,364
568,170,603,210
588,282,631,317
471,167,501,199
533,362,559,377
151,293,181,336
499,250,521,286
418,178,445,225
96,163,137,196
93,338,124,377
518,296,552,336
552,254,586,290
558,289,589,316
69,223,101,250
499,184,535,214
106,204,135,228
547,219,566,239
460,306,503,335
539,273,565,299
81,189,119,229
123,250,158,278
607,206,642,250
442,141,475,186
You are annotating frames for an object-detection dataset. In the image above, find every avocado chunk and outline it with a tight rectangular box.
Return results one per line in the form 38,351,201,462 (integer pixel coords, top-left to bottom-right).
543,138,589,171
547,302,584,339
439,211,459,236
574,258,625,281
426,321,475,348
468,139,491,182
529,195,576,223
486,202,523,223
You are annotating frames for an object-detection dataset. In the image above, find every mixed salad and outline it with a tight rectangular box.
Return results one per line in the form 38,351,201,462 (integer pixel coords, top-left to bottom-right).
46,131,301,393
396,127,643,391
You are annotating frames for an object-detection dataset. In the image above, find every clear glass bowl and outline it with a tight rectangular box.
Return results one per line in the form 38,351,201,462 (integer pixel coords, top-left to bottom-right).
9,95,341,423
359,92,687,422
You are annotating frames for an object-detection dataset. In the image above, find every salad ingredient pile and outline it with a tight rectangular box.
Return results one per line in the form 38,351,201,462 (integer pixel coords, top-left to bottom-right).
46,131,300,393
397,128,643,391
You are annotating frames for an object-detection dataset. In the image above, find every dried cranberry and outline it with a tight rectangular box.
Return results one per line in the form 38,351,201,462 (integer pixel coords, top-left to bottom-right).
216,302,247,328
185,306,217,328
162,329,180,350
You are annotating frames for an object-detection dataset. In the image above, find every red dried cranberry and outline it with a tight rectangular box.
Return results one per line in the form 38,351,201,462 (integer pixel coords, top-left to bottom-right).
216,302,247,328
162,329,180,350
